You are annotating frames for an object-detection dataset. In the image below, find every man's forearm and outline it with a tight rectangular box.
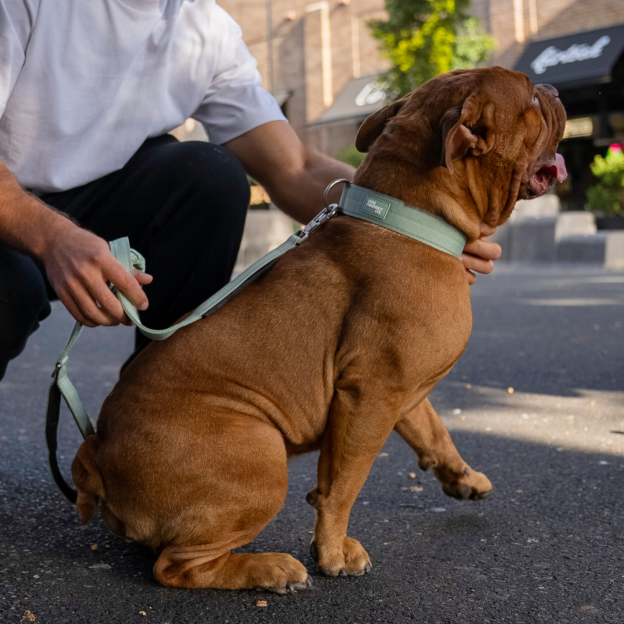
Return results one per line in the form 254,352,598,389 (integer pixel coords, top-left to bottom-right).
226,121,355,224
0,161,151,327
264,150,355,224
0,163,72,259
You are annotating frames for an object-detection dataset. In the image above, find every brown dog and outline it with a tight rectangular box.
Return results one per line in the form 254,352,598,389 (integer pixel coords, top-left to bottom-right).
71,67,566,592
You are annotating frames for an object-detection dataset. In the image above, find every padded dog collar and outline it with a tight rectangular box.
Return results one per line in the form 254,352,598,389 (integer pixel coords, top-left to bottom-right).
337,183,467,258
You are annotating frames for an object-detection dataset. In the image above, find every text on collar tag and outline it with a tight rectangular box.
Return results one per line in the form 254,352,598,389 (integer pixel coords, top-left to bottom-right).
361,196,390,219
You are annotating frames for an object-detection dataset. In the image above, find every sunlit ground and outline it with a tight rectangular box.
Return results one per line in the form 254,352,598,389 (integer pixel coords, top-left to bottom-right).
442,382,624,456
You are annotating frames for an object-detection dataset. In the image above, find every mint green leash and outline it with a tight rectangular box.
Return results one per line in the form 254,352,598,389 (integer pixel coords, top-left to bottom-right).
46,180,466,503
108,230,308,341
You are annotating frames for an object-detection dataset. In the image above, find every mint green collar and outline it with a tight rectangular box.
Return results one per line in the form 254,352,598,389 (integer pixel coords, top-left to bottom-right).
337,183,466,258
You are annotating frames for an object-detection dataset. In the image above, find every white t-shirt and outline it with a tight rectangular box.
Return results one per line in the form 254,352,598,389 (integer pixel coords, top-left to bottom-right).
0,0,286,193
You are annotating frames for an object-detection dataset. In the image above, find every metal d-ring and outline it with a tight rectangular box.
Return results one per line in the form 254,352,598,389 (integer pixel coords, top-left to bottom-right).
323,178,351,211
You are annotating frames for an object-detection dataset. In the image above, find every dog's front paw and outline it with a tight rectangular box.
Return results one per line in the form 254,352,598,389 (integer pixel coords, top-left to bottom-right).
310,536,372,577
438,465,493,501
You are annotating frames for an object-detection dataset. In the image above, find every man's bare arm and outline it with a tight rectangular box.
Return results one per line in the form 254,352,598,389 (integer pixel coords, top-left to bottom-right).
226,120,354,224
0,162,151,327
226,121,501,283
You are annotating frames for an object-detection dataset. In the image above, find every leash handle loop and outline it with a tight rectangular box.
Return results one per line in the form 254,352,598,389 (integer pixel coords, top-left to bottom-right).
46,377,78,504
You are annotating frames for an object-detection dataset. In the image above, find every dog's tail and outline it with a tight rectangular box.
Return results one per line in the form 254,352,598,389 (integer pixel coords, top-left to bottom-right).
71,436,105,524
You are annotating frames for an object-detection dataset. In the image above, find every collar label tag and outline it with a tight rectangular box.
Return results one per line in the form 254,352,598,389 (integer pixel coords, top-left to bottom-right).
361,196,390,220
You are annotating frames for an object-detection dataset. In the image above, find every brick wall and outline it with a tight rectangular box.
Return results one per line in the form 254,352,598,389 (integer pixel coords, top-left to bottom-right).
216,0,622,151
470,0,492,32
217,0,388,144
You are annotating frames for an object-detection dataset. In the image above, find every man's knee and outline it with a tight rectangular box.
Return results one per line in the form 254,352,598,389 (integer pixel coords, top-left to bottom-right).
0,249,51,378
169,141,250,219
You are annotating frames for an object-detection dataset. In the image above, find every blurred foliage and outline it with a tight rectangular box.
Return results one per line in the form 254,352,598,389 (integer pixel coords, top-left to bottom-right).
369,1,495,99
586,147,624,216
336,145,367,168
452,18,496,69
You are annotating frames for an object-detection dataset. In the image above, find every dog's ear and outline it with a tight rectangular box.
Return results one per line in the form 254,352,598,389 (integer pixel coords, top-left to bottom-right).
355,96,409,152
441,95,495,174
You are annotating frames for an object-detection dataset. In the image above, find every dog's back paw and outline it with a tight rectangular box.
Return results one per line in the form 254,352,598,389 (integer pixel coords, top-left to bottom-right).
154,549,311,592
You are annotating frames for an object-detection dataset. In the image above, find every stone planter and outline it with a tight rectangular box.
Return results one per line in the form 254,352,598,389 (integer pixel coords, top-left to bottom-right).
557,231,624,269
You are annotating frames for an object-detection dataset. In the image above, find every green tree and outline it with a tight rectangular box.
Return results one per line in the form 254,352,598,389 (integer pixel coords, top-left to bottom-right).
369,1,495,99
586,148,624,216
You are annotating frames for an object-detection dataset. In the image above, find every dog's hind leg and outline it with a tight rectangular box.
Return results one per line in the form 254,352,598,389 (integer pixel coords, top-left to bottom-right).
146,416,311,592
72,437,131,538
394,398,492,500
154,548,312,592
72,436,105,524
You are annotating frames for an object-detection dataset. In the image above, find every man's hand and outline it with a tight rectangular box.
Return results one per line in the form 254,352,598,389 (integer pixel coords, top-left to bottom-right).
460,223,501,285
0,162,151,327
40,220,152,328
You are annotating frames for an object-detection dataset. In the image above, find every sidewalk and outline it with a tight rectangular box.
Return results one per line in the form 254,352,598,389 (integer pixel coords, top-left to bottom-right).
0,267,623,623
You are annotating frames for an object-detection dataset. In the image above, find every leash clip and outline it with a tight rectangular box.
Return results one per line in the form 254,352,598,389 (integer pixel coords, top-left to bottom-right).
294,179,350,242
295,203,339,242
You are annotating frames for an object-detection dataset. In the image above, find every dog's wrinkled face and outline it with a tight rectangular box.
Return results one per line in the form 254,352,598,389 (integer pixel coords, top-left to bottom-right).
355,67,568,230
516,83,567,200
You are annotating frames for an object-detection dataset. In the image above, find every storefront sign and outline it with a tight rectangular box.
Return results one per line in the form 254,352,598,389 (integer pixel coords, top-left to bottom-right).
531,36,611,75
355,81,386,107
514,24,624,88
314,74,387,125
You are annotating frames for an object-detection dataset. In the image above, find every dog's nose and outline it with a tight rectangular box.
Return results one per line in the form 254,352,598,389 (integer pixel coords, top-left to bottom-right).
536,84,559,97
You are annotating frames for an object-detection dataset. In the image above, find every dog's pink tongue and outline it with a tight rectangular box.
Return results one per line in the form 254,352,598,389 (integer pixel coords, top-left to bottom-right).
555,153,567,182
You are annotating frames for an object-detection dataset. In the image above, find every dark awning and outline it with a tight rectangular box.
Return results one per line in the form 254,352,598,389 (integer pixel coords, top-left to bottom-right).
514,24,624,90
310,74,386,126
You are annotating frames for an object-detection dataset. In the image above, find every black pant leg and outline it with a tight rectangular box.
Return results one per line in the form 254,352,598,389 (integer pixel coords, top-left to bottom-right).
0,246,51,380
42,135,250,334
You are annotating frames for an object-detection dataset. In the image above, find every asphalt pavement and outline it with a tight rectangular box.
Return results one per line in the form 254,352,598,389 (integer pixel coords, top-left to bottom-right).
1,265,623,624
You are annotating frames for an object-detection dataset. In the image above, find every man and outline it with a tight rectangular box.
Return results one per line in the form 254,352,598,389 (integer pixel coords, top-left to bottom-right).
0,0,500,381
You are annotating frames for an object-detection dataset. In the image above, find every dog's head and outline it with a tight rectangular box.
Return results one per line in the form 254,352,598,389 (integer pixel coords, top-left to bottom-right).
354,67,567,239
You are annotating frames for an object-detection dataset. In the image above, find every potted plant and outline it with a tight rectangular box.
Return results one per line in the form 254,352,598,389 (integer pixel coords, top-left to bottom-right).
586,144,624,229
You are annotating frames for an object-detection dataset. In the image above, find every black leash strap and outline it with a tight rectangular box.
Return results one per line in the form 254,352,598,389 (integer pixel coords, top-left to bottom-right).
45,371,78,504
